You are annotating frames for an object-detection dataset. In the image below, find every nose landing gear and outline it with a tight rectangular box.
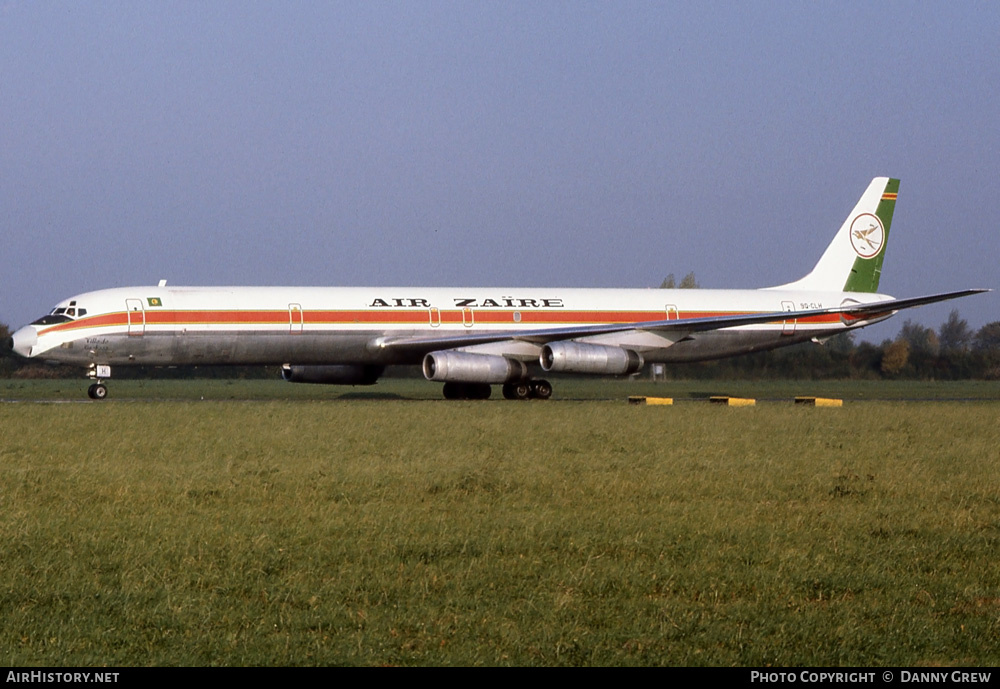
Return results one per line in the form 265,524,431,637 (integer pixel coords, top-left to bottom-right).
87,364,111,400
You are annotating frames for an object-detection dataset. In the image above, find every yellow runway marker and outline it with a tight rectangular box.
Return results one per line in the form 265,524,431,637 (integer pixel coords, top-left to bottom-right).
795,397,843,407
710,396,755,406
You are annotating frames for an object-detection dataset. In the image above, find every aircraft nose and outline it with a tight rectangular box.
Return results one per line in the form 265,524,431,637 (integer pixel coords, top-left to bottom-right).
9,326,37,358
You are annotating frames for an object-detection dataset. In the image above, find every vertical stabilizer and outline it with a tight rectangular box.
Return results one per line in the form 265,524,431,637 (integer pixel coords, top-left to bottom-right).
768,177,898,293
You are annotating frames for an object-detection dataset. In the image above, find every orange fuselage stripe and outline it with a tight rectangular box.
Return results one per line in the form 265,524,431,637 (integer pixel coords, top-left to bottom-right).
39,308,844,335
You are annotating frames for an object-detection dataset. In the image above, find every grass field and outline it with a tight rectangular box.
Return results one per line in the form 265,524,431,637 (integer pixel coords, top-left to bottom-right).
2,379,999,666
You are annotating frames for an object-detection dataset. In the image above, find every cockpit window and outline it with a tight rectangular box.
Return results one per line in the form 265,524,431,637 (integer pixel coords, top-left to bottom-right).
31,314,72,325
30,304,87,326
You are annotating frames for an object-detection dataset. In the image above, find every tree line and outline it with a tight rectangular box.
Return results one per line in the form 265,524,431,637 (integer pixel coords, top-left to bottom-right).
3,311,1000,381
656,310,1000,381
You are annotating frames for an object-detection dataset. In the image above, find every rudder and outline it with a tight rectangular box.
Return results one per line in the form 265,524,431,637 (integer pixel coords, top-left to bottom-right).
843,178,897,292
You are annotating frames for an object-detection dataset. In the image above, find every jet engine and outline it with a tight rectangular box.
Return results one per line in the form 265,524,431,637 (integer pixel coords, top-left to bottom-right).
422,351,528,383
540,342,644,375
281,364,383,385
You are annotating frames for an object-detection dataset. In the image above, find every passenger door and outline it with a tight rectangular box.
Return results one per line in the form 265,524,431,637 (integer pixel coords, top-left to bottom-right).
781,301,796,335
126,299,145,336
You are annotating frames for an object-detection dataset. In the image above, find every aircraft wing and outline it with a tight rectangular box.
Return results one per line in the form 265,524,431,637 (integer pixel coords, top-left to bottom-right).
378,288,988,356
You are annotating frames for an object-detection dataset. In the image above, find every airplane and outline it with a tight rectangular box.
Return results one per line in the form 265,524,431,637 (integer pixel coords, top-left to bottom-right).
7,177,987,400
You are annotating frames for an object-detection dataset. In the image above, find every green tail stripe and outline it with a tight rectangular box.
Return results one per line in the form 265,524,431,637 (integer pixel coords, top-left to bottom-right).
843,178,898,292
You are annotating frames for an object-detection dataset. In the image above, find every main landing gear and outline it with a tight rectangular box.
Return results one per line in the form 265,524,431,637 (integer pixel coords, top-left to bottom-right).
440,379,553,401
502,379,552,400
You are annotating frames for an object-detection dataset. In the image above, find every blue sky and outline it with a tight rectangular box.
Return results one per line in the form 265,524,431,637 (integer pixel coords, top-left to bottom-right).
2,1,997,341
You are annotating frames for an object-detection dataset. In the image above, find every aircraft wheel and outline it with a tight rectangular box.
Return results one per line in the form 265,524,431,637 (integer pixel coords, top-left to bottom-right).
442,382,463,400
88,383,108,400
529,379,552,400
503,382,531,400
